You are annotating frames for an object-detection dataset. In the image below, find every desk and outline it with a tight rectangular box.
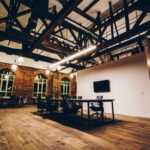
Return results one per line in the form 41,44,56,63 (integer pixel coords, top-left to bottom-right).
69,99,115,124
52,99,115,125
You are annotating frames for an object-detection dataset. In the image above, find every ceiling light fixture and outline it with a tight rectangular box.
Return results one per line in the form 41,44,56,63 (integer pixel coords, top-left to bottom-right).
50,45,97,69
147,35,150,38
56,65,62,71
69,73,74,78
11,64,17,71
45,69,50,75
16,56,24,65
4,74,9,79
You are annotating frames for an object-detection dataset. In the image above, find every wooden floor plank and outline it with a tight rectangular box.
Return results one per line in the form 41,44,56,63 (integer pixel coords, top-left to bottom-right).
0,106,150,150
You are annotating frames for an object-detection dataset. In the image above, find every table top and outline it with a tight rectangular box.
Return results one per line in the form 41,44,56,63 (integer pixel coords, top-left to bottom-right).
51,99,114,102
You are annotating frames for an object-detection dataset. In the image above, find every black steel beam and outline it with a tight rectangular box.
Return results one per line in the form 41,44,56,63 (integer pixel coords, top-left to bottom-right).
112,47,140,58
75,20,149,66
80,35,144,65
0,45,84,69
109,2,114,38
0,29,69,55
132,10,148,30
83,0,99,13
123,0,130,32
93,21,150,58
94,0,142,32
29,0,82,53
58,0,98,24
0,45,58,63
0,9,31,23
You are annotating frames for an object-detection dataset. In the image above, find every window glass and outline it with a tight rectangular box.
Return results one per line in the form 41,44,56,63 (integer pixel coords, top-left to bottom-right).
2,80,6,91
0,69,14,98
33,74,47,98
8,81,13,91
43,84,46,93
34,83,38,92
60,78,70,96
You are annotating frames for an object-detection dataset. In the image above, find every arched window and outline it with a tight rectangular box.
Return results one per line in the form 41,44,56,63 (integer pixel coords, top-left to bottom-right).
33,74,47,98
60,77,70,96
0,69,15,98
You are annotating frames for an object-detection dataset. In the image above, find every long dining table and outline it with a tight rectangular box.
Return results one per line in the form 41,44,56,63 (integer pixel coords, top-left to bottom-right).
52,98,115,125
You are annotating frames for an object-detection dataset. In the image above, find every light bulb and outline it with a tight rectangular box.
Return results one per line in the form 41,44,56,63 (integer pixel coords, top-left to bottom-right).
45,69,50,75
50,45,97,68
69,73,74,78
11,64,17,70
5,75,9,79
50,67,56,72
17,56,24,64
56,65,62,71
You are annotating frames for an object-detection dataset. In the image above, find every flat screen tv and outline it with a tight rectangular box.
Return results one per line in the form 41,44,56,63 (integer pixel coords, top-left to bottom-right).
93,80,110,93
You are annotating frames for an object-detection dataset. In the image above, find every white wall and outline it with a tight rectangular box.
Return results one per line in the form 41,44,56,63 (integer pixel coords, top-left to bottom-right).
0,52,50,70
0,52,70,73
77,53,150,118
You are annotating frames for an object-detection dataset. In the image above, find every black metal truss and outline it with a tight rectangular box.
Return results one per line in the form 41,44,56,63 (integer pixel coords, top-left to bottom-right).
0,0,149,71
0,45,84,70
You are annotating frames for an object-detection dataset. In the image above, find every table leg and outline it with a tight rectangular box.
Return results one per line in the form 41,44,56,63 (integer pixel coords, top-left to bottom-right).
81,103,83,118
101,101,104,123
87,102,90,126
111,101,115,121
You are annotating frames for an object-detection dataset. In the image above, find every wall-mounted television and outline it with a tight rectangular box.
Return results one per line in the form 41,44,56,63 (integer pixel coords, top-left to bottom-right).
93,80,110,93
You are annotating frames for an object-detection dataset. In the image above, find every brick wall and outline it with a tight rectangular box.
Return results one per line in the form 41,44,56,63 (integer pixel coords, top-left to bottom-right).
0,62,76,100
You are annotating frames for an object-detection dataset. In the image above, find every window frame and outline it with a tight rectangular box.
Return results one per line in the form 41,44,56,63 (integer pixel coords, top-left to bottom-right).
60,78,71,96
33,74,47,98
0,69,15,98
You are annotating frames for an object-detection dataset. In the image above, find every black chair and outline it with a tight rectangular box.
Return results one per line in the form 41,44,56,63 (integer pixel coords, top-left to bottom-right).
0,98,4,108
75,96,83,114
61,97,80,116
61,97,69,114
77,96,82,99
69,96,82,115
90,96,104,121
37,96,45,114
9,95,17,107
45,95,58,113
96,96,103,100
90,103,103,119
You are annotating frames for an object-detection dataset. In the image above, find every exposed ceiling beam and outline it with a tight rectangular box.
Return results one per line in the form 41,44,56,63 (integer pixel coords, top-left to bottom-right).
28,0,82,53
0,9,31,23
93,0,142,32
97,21,150,53
0,45,84,70
58,0,98,24
0,29,68,55
83,0,99,13
73,21,149,67
0,45,57,63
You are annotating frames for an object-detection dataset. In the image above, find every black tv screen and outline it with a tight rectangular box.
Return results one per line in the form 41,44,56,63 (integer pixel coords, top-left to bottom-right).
93,80,110,93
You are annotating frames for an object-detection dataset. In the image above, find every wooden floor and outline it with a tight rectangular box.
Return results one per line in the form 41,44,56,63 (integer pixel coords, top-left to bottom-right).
0,106,150,150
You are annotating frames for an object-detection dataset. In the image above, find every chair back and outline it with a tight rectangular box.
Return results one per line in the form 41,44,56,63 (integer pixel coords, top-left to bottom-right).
96,96,103,100
11,95,16,101
62,95,69,100
46,95,51,105
37,96,43,108
77,96,82,99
